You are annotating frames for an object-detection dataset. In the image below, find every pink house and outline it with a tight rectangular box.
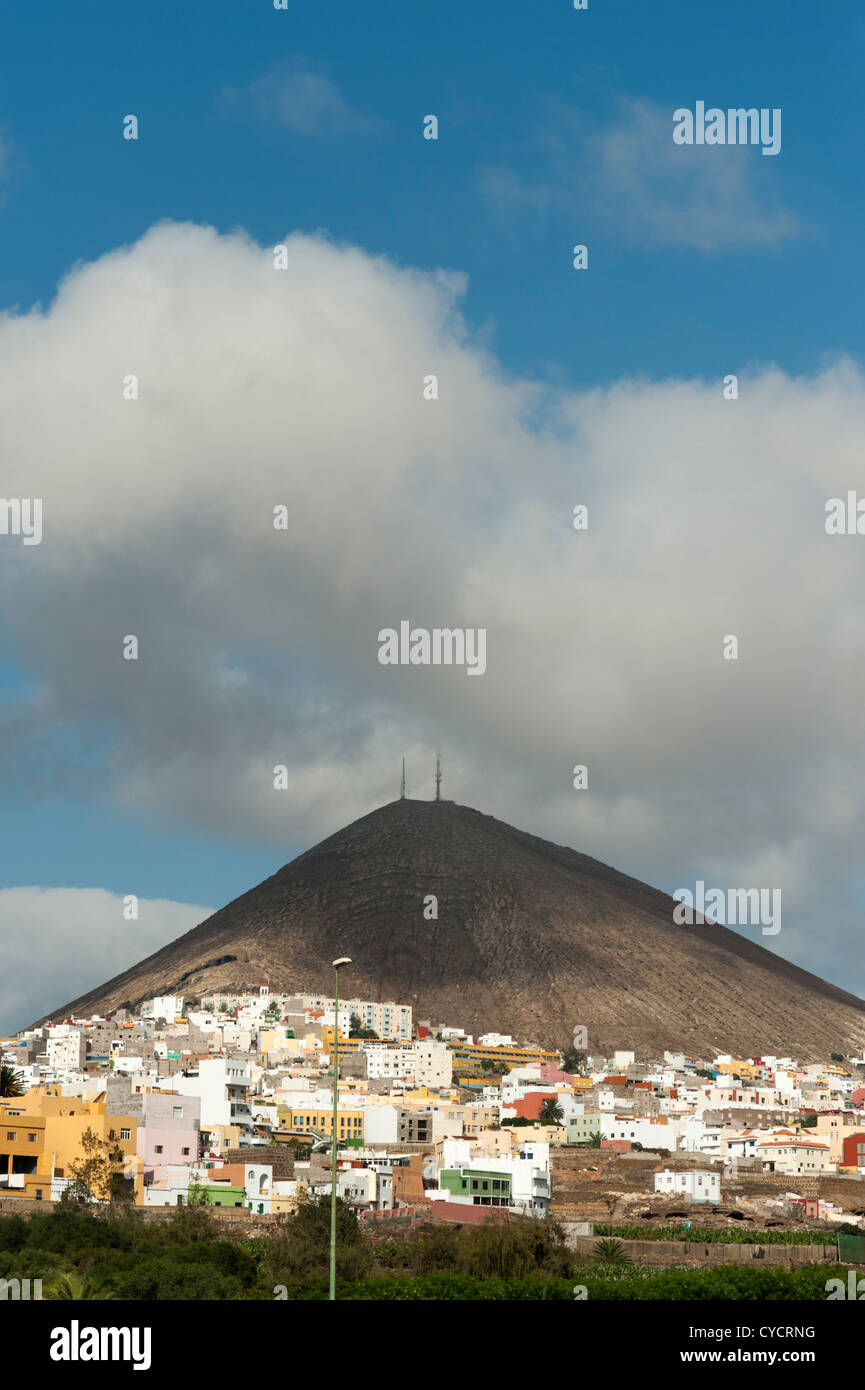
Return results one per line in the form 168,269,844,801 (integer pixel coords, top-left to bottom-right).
137,1091,201,1182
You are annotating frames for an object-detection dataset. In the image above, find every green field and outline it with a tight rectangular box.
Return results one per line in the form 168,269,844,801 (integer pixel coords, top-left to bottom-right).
0,1203,853,1300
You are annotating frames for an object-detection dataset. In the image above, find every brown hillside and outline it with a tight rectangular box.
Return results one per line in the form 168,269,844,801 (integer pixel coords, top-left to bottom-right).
40,799,865,1057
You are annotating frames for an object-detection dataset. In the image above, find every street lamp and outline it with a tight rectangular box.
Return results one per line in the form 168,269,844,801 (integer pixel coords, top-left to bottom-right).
330,956,352,1301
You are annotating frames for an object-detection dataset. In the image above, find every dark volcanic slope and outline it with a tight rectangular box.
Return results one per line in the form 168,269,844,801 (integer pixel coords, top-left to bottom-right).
42,799,865,1056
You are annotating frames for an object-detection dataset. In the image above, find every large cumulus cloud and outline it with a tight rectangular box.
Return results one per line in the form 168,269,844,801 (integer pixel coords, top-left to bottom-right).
0,221,863,1004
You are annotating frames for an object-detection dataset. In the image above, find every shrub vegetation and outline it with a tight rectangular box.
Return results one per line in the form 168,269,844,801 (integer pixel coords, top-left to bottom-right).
0,1204,846,1300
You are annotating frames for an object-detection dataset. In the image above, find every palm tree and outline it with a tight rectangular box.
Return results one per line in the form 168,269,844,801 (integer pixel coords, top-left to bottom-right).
576,1129,604,1147
0,1065,24,1097
539,1097,564,1126
593,1238,632,1266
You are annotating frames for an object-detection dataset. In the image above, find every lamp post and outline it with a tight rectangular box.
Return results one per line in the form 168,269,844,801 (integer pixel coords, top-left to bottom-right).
330,956,351,1301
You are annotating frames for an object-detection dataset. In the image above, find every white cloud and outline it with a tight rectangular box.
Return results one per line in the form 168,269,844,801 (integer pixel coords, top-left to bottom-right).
221,62,385,138
481,95,800,251
0,888,211,1033
591,97,799,250
0,222,862,1001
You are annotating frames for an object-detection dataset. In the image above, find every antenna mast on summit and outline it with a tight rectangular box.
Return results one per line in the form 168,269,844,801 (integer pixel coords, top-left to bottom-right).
400,757,406,800
434,750,441,801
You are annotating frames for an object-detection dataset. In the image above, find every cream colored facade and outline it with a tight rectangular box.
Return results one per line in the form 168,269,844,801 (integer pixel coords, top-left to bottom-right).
0,1087,144,1201
813,1113,860,1165
755,1135,832,1175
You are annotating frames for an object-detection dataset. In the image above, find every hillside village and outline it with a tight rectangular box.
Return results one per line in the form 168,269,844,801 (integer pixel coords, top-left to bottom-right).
3,986,865,1245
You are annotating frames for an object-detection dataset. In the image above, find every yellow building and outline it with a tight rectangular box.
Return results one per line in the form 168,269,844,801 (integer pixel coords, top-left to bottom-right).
322,1027,362,1055
0,1111,48,1200
257,1027,304,1060
714,1058,757,1081
447,1041,561,1080
201,1124,247,1158
281,1104,364,1141
270,1179,309,1215
0,1088,143,1202
399,1086,454,1102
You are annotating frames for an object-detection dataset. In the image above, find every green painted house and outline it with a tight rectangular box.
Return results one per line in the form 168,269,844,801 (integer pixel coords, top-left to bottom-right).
439,1168,511,1207
566,1113,603,1145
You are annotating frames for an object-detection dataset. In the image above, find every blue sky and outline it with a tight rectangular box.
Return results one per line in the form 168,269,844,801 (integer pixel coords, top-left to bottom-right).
2,1,863,387
1,1,864,1029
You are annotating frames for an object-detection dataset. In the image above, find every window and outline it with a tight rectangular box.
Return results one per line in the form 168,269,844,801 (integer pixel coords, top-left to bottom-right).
27,1133,38,1143
6,1132,16,1141
120,1128,131,1141
155,1145,163,1155
182,1147,190,1156
173,1106,182,1120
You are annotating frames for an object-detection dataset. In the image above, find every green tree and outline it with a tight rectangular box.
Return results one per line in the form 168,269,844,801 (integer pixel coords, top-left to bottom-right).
263,1195,372,1290
539,1097,564,1126
156,1186,215,1244
458,1217,571,1280
0,1064,24,1097
48,1271,119,1300
348,1012,378,1040
560,1046,585,1075
61,1127,133,1205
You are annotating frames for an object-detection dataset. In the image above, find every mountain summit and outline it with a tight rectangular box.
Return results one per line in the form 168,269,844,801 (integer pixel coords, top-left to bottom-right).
43,799,865,1056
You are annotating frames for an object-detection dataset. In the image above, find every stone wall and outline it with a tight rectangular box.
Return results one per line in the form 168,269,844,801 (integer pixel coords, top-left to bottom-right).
0,1198,281,1233
562,1227,838,1268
